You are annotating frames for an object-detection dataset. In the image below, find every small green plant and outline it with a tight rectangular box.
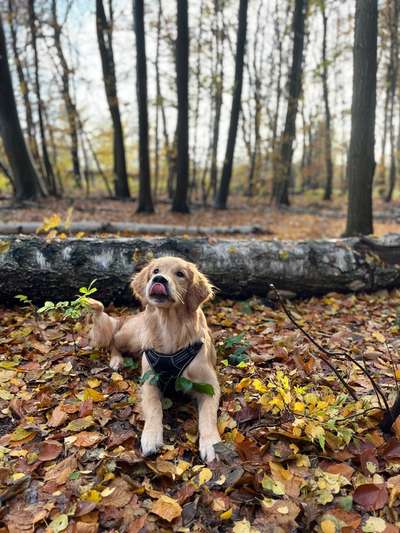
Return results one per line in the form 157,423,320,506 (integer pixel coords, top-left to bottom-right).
37,280,97,320
222,333,250,365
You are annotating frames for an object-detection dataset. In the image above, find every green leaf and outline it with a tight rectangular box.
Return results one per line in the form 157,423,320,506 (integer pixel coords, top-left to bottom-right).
69,471,81,480
124,357,139,370
337,495,353,512
224,333,245,348
38,301,55,314
140,369,159,386
48,514,68,533
162,398,173,409
192,382,214,396
175,376,193,394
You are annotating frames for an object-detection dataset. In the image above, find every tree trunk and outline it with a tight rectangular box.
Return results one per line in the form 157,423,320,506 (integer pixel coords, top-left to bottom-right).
2,234,400,305
385,0,399,203
28,0,57,196
133,0,154,213
172,0,190,213
209,0,224,201
7,0,41,171
344,0,378,236
96,0,130,199
51,0,82,188
0,14,45,201
321,2,334,201
214,0,248,209
272,0,307,206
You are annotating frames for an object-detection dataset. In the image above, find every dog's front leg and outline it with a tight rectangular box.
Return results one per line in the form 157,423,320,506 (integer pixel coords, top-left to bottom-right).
194,373,221,463
140,378,164,456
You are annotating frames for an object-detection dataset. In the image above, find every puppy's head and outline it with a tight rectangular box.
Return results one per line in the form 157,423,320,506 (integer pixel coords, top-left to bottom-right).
131,256,213,311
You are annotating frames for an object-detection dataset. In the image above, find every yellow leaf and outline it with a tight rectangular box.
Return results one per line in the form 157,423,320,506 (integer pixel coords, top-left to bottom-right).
293,401,305,414
101,487,115,497
236,377,252,392
176,460,191,476
220,508,233,520
12,472,27,481
111,372,123,382
87,378,101,388
0,389,12,400
252,379,267,393
151,495,182,522
197,467,213,487
37,213,61,233
81,489,102,503
10,427,35,442
83,388,105,402
232,519,260,533
320,519,337,533
372,331,386,343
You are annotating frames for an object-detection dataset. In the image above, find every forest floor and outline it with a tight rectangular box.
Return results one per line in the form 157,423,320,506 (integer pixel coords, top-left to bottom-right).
1,194,400,240
1,291,400,531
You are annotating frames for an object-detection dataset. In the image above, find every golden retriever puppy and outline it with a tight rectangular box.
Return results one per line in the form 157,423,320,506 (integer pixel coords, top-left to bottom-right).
88,256,221,463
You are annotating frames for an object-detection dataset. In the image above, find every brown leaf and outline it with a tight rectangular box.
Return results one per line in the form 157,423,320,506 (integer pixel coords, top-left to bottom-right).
126,515,147,533
322,462,354,481
151,495,182,522
48,404,68,428
328,508,361,530
382,438,400,461
44,455,77,485
353,483,388,511
99,478,132,507
72,522,99,533
72,431,103,448
38,440,63,461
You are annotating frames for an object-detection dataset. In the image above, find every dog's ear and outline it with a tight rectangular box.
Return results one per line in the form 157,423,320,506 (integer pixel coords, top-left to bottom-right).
186,266,214,313
131,263,152,305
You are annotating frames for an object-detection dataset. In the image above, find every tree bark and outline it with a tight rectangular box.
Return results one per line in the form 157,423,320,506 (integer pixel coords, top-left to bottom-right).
133,0,154,213
96,0,130,199
385,0,399,203
28,0,57,196
272,0,308,206
0,13,45,201
51,0,82,188
2,234,400,305
7,0,41,171
321,2,334,201
214,0,248,209
345,0,378,236
172,0,190,213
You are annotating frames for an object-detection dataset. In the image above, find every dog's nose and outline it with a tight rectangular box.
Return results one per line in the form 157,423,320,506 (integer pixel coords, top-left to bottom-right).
152,275,168,285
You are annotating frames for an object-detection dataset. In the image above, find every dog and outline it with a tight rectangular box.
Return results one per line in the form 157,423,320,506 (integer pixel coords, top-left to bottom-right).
87,256,221,463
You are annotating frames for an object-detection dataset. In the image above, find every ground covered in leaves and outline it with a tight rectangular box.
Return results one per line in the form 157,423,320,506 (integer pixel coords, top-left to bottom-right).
1,291,400,532
1,195,400,240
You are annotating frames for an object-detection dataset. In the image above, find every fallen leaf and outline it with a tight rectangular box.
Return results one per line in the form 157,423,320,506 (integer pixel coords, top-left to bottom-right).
151,495,182,522
353,483,388,511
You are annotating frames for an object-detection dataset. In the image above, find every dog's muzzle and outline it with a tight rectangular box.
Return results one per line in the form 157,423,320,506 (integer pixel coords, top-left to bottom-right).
149,275,169,298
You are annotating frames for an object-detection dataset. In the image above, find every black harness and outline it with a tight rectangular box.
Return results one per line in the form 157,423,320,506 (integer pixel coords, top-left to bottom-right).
144,341,203,397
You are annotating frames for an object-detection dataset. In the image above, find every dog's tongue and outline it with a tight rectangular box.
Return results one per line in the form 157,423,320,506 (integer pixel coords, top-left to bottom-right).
150,282,167,296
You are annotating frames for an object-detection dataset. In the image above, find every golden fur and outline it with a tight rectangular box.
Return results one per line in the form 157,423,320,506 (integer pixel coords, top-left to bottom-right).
88,256,221,462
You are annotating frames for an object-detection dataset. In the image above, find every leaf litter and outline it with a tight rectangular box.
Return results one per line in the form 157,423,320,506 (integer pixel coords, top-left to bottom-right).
1,289,400,530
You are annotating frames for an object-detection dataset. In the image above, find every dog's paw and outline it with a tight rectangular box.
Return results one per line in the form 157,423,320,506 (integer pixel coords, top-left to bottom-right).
86,298,104,314
110,354,123,370
199,435,221,463
141,427,164,456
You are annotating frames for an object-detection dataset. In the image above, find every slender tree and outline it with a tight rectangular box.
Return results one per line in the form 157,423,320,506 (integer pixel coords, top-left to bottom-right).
96,0,130,198
8,0,41,170
344,0,378,236
0,14,45,201
385,0,399,202
272,0,308,206
51,0,82,187
133,0,154,213
320,0,333,201
215,0,248,209
29,0,58,195
172,0,190,213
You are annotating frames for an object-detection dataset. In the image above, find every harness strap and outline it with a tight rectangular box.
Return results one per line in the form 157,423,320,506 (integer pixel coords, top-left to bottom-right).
144,341,204,396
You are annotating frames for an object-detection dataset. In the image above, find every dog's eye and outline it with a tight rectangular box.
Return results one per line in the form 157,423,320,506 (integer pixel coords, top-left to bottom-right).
176,271,185,278
153,268,159,274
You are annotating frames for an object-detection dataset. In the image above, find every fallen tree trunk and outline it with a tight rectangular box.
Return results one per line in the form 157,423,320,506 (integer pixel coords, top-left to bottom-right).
1,234,400,305
0,221,266,236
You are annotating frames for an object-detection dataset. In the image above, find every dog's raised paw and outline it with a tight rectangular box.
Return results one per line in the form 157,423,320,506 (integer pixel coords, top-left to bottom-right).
86,298,104,314
141,427,164,456
199,435,221,464
110,354,123,370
